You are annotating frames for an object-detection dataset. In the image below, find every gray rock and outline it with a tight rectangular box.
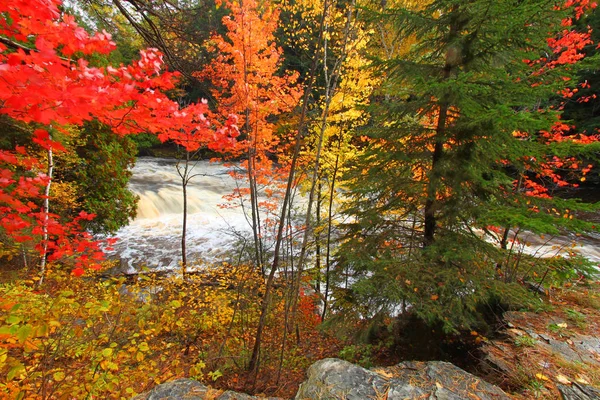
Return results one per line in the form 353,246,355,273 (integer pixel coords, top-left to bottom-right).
217,391,257,400
132,378,210,399
536,335,600,366
217,391,283,400
504,311,600,367
295,358,392,400
132,379,283,400
558,383,600,400
572,335,600,362
295,358,510,400
543,339,584,364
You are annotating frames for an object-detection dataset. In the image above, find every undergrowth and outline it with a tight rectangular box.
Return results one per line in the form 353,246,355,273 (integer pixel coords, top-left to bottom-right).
0,263,341,399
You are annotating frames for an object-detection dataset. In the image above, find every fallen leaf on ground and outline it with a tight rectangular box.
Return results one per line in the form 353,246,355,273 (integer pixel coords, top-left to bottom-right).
555,374,571,384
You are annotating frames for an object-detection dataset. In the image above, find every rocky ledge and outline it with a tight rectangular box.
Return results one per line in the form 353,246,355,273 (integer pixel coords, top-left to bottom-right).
295,358,509,400
132,378,282,400
134,358,509,399
481,310,600,400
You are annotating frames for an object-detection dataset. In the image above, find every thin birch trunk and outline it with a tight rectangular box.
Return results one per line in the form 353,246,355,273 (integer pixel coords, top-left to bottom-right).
38,133,54,287
287,0,354,334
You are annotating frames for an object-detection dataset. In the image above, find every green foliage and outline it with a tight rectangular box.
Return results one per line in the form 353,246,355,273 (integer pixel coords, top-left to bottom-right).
130,133,162,155
527,378,546,399
565,308,586,328
55,121,139,235
334,0,599,334
514,335,536,348
338,344,375,368
547,322,568,335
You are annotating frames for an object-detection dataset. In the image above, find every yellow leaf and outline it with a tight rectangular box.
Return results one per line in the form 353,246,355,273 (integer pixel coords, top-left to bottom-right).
555,374,571,385
53,371,65,382
535,373,549,381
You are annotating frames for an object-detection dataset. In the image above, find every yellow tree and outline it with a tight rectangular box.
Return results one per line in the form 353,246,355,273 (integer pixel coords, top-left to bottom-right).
275,0,380,327
313,33,379,318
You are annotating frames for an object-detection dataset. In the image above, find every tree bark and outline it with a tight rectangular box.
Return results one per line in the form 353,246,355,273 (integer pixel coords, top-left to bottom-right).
38,133,54,287
247,0,329,373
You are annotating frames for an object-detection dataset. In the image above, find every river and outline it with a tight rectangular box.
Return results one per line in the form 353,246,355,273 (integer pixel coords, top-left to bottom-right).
106,157,600,274
105,157,250,272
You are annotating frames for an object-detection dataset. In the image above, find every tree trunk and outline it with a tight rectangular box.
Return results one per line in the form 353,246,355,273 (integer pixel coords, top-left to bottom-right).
38,133,54,287
247,0,328,372
423,137,445,247
287,0,354,333
322,142,342,320
315,179,322,293
422,13,460,248
176,149,192,279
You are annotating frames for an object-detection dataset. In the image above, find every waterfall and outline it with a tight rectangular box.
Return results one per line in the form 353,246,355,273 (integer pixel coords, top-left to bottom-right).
105,157,249,273
105,157,600,274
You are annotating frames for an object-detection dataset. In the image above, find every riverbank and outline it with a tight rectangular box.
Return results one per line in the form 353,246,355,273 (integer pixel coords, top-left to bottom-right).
1,262,599,399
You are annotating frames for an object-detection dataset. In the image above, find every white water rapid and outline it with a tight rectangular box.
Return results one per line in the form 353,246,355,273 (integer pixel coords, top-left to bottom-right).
106,157,600,274
106,157,250,272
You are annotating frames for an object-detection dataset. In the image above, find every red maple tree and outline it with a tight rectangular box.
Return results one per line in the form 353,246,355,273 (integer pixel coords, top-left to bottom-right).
0,0,238,278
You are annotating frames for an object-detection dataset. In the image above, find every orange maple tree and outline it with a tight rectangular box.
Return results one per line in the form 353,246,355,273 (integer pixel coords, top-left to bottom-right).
196,0,302,267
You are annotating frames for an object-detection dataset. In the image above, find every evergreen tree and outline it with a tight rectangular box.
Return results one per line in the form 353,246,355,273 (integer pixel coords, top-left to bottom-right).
68,122,139,235
335,0,599,332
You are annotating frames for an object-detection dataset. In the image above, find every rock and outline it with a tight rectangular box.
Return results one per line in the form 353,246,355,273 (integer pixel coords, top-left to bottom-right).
132,379,211,399
217,391,257,400
295,358,510,400
503,311,600,367
132,379,283,400
217,391,283,400
542,338,585,364
571,335,600,363
558,382,600,400
295,358,402,400
480,342,517,380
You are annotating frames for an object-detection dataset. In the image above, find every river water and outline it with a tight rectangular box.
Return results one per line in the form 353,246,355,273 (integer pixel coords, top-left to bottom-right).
105,157,250,272
106,157,600,273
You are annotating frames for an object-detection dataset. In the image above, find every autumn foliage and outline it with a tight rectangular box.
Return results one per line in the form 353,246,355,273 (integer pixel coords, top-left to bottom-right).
0,0,238,276
0,265,340,398
1,0,600,398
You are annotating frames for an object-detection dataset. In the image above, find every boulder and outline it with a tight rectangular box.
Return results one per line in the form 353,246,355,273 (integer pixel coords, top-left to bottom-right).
132,378,283,400
132,379,211,399
558,382,600,400
295,358,510,400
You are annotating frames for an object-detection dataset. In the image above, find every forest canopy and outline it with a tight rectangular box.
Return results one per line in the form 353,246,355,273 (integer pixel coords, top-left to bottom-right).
1,0,599,398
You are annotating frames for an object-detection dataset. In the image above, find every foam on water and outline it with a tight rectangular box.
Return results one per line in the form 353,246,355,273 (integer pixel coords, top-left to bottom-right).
106,157,250,272
106,157,600,274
